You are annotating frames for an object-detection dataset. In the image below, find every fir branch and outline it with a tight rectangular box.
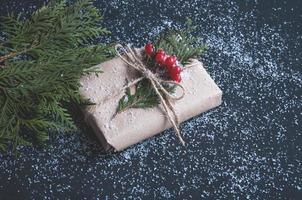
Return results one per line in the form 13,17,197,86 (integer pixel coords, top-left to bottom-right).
0,0,112,153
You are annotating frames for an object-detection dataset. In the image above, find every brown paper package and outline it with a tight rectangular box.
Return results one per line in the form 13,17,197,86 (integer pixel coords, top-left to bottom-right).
79,57,222,152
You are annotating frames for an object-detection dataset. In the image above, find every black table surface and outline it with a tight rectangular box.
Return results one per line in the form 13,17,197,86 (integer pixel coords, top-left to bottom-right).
0,0,301,199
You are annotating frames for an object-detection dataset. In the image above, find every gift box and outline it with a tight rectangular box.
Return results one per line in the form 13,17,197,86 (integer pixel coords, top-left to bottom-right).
79,56,222,152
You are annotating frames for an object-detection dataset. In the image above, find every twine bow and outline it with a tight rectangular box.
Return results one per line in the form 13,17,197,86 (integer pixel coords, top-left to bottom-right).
114,44,186,145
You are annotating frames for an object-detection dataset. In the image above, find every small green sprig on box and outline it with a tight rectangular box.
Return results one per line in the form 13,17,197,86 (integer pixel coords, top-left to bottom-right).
0,0,113,153
116,19,207,114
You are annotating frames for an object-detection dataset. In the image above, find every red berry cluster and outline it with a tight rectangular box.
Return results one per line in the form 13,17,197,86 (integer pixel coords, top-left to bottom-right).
144,43,183,83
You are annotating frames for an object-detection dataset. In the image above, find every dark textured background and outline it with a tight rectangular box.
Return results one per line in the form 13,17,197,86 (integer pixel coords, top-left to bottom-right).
0,0,301,199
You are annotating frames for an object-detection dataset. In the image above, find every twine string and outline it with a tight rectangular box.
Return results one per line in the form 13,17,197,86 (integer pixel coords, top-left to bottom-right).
115,44,186,145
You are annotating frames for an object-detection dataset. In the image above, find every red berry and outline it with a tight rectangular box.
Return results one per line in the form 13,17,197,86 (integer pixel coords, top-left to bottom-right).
144,43,154,56
170,65,182,76
165,55,177,67
155,50,166,64
172,73,182,83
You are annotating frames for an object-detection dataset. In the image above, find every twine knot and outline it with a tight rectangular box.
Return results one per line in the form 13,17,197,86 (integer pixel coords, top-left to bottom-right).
142,69,155,79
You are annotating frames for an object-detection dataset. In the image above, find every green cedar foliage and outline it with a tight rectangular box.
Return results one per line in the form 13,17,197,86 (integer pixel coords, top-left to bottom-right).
117,80,160,114
116,19,207,113
156,19,208,65
0,0,112,152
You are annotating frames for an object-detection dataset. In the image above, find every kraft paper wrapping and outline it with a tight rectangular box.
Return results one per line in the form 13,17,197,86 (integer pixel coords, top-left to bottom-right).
79,57,222,152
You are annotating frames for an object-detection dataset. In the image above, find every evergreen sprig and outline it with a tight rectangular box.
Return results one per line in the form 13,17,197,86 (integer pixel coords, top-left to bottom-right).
156,19,208,65
116,19,207,113
0,0,112,153
117,80,160,114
